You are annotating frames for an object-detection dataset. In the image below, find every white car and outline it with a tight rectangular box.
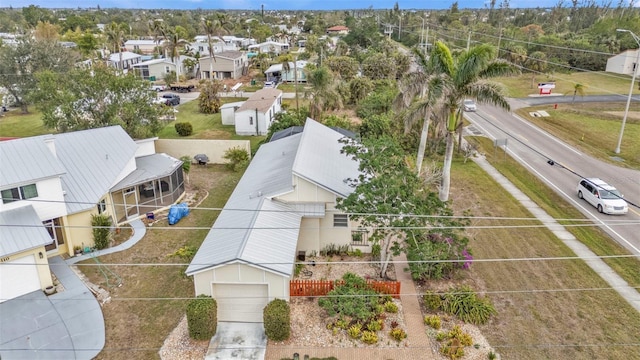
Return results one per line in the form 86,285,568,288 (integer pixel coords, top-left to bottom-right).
151,84,166,92
463,99,477,112
263,81,275,88
577,178,628,215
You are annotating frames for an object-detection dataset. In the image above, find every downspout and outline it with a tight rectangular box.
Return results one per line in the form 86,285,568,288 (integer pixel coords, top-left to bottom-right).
255,108,259,135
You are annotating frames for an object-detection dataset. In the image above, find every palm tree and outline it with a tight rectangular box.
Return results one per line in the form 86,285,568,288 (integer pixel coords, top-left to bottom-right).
164,28,187,80
149,20,167,57
430,41,517,201
105,22,126,71
305,66,342,119
278,53,300,110
394,49,444,176
570,83,587,102
202,13,230,81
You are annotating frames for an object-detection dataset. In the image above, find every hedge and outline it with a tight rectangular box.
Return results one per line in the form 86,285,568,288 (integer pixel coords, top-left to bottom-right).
263,298,290,341
175,122,193,136
186,295,217,340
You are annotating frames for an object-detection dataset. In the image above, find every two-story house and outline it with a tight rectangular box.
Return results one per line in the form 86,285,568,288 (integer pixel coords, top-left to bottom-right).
233,88,283,136
186,119,364,322
124,39,164,55
0,126,185,302
199,50,248,80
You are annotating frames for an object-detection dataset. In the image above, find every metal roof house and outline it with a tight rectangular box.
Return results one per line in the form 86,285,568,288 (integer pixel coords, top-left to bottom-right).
233,88,283,136
0,126,184,302
186,119,364,323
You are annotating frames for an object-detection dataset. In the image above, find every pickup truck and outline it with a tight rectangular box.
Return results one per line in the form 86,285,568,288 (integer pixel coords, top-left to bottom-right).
150,84,166,92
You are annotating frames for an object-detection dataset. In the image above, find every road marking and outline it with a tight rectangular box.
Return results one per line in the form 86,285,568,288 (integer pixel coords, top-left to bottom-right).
511,113,582,156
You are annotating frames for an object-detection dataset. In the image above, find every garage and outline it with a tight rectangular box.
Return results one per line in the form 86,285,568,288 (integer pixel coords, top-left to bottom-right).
0,254,41,303
212,283,269,323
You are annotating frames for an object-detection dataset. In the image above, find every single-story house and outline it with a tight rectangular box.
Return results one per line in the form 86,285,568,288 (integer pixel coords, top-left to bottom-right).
326,25,349,35
199,51,248,80
220,101,245,125
222,35,256,48
606,49,640,77
132,55,196,80
0,126,185,302
108,51,143,71
248,41,290,55
234,88,283,136
186,119,363,322
124,39,164,55
264,60,309,83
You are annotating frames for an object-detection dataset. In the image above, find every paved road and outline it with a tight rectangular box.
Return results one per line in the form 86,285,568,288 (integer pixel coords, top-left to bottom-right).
511,94,640,108
465,104,640,256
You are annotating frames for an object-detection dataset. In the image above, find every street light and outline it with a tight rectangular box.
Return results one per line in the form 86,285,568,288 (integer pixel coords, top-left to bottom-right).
614,29,640,154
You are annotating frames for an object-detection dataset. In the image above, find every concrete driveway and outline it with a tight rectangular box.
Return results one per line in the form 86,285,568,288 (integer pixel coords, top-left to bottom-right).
0,257,104,359
205,322,266,360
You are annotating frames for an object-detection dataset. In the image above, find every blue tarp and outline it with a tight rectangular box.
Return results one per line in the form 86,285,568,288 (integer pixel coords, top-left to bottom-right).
168,203,189,225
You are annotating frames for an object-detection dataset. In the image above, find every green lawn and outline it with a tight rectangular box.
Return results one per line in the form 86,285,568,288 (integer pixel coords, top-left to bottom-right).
515,102,640,169
0,108,52,137
495,71,640,98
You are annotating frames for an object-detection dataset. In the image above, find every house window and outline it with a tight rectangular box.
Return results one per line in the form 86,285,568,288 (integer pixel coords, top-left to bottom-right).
198,46,204,52
165,66,170,73
1,184,38,204
97,199,107,214
249,116,253,125
124,187,135,195
134,45,140,50
333,214,349,227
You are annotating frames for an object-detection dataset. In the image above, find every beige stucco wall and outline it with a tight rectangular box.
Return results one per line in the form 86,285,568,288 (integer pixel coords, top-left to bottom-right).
4,247,54,290
276,176,337,203
193,262,290,300
155,139,251,164
65,210,94,254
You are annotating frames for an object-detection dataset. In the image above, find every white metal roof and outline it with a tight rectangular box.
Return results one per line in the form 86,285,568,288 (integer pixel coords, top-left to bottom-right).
0,136,66,188
264,60,308,74
0,205,53,257
187,119,360,277
108,52,142,62
111,153,182,191
52,126,138,214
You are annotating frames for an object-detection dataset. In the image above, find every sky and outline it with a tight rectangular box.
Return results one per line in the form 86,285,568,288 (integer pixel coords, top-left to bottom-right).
4,0,637,11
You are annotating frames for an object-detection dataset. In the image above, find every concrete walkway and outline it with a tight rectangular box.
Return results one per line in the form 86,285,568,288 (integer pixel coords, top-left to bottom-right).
473,156,640,313
265,253,437,360
66,219,146,264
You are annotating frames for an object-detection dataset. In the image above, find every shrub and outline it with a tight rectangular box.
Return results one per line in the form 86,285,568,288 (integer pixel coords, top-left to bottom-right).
423,291,442,311
384,301,398,313
170,245,197,261
318,273,380,323
441,285,497,325
91,214,112,250
366,319,383,332
361,330,378,344
175,122,193,136
424,315,442,329
389,328,407,342
223,147,250,172
438,325,474,359
435,331,447,342
263,299,291,341
186,295,217,340
335,318,349,330
347,323,362,339
390,320,399,329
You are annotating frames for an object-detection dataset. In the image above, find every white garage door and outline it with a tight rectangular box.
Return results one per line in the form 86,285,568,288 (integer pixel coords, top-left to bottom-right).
212,283,269,323
0,254,41,303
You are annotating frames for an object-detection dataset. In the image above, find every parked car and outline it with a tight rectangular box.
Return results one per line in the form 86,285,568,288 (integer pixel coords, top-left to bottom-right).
463,99,477,112
263,81,275,88
162,93,180,106
577,178,628,215
151,84,166,92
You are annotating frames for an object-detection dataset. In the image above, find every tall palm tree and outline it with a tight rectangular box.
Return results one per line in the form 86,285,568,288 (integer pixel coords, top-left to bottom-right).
305,66,342,119
105,22,126,71
430,41,517,201
164,28,187,79
394,49,444,176
279,53,299,110
570,83,587,102
149,20,167,57
202,13,230,81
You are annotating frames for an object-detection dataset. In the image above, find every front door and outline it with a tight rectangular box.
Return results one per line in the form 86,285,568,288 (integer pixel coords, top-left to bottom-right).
44,218,64,254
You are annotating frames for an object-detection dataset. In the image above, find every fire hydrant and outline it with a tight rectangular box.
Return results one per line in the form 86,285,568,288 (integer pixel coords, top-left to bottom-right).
554,104,558,109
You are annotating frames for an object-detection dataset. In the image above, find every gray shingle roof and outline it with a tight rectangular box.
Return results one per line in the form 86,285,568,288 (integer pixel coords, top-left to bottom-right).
0,136,66,188
0,205,53,257
186,119,359,277
236,88,282,113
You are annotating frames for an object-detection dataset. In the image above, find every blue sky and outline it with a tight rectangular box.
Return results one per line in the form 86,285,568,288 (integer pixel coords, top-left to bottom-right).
5,0,635,10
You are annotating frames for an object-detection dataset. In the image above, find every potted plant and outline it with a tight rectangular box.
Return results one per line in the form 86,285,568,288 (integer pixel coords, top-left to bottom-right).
74,245,82,256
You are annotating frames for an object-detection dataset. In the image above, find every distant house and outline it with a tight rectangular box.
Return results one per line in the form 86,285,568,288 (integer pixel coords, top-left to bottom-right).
0,126,185,302
234,88,283,135
606,49,640,77
108,51,142,71
132,55,196,80
264,60,309,83
188,41,237,57
185,119,362,323
125,39,164,55
326,25,349,35
248,41,290,55
199,51,248,80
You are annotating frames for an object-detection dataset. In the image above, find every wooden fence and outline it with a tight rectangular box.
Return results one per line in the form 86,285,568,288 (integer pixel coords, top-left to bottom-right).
290,279,401,298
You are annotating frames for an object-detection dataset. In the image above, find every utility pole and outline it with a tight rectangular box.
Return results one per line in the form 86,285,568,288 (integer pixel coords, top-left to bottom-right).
425,26,429,55
466,31,471,51
398,13,402,41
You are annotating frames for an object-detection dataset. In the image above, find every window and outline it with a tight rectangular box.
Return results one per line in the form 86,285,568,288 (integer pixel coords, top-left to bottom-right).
333,214,349,227
97,199,107,214
165,66,170,73
198,46,204,52
1,184,38,204
249,116,253,125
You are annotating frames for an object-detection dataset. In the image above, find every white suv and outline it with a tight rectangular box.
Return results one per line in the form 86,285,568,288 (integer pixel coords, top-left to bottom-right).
577,178,628,215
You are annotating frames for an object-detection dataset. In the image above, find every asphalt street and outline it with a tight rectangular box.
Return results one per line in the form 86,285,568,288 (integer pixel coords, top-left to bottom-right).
464,102,640,257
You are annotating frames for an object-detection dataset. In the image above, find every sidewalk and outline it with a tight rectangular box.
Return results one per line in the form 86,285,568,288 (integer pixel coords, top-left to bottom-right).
66,218,146,264
265,253,436,360
473,155,640,313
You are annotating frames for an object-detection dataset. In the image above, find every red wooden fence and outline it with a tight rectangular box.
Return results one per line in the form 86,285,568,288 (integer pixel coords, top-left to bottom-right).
290,279,401,298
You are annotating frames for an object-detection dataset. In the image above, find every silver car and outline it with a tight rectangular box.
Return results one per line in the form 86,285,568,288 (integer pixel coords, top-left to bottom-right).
463,99,477,112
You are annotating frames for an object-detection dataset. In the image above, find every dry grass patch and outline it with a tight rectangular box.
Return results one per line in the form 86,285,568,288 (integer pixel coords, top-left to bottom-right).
79,165,242,359
443,158,640,359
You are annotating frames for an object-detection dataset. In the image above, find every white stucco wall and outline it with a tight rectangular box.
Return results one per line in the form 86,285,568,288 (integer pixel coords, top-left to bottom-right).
0,177,67,220
155,139,251,164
